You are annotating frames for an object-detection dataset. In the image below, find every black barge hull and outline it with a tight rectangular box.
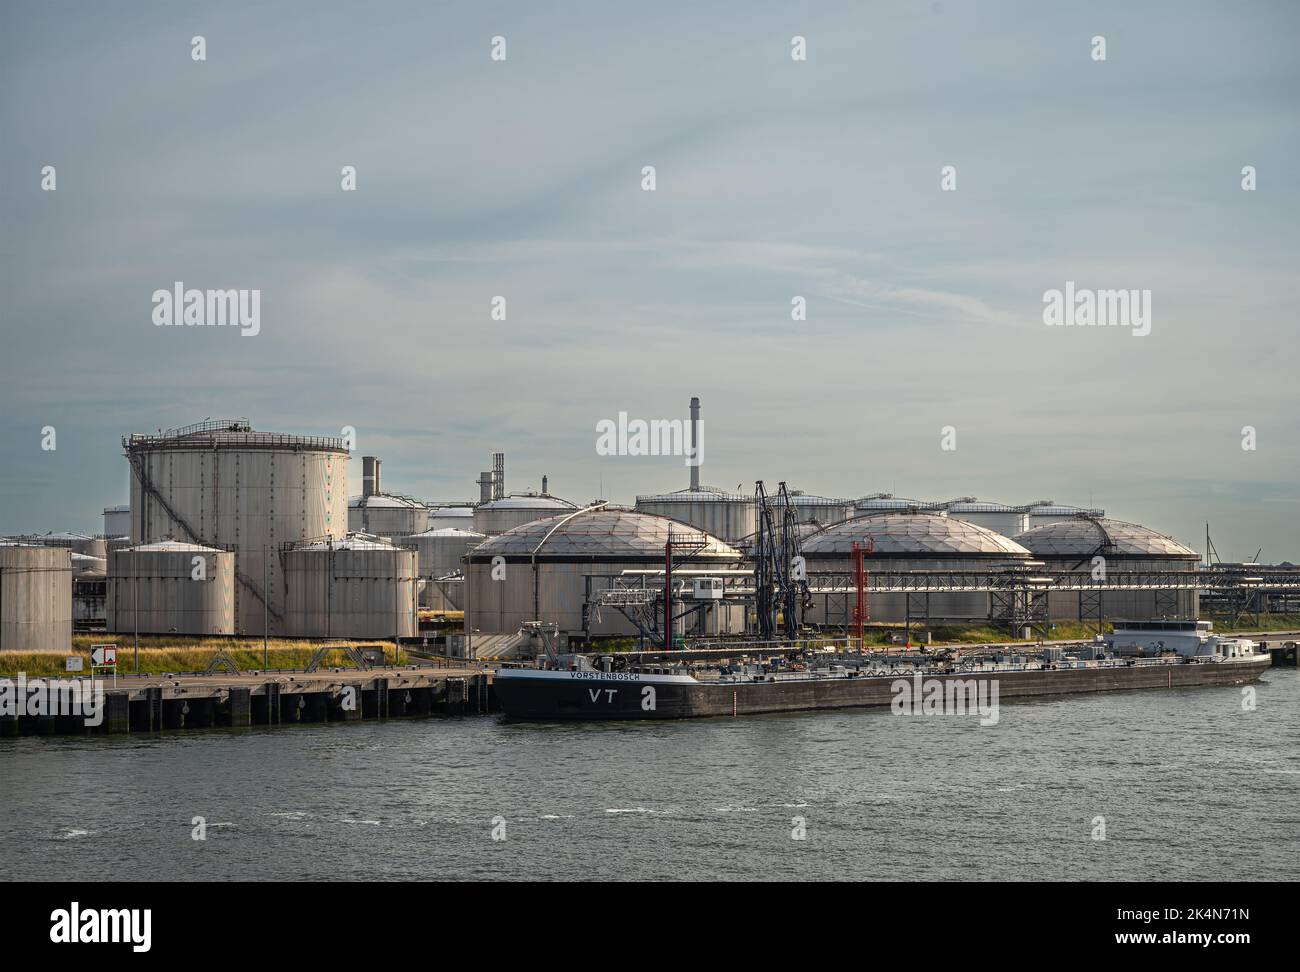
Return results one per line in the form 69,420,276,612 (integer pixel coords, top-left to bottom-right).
494,656,1271,721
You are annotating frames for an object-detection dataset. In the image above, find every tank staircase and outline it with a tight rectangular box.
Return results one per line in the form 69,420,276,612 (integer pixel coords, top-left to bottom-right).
124,448,283,624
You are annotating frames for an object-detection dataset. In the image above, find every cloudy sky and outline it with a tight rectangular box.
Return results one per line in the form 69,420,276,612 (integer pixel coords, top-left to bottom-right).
1,0,1297,558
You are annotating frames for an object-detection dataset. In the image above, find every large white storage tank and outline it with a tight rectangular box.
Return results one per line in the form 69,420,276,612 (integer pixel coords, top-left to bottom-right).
0,544,73,651
282,535,417,639
801,512,1033,625
123,419,348,636
465,507,744,639
473,494,577,536
106,540,235,635
634,487,757,543
1014,516,1200,621
403,527,484,608
347,456,427,537
1024,500,1104,529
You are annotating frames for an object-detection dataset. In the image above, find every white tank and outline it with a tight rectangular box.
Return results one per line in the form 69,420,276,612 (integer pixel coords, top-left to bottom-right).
634,488,757,542
473,494,577,536
124,420,348,636
403,528,484,608
0,544,73,651
427,506,475,531
103,505,130,538
106,540,235,635
283,535,417,639
348,493,427,538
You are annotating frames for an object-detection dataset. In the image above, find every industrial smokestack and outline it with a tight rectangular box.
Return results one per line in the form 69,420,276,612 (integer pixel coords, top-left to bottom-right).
689,397,701,491
542,475,548,495
477,471,494,505
362,456,381,498
492,452,505,500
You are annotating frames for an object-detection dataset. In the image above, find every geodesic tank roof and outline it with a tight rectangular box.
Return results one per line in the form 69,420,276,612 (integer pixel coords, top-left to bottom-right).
477,494,577,511
802,511,1031,558
467,507,740,561
1014,516,1198,559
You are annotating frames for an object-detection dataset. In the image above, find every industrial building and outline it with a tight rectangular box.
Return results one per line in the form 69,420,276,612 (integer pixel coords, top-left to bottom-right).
1013,516,1200,621
282,534,418,639
464,507,745,640
801,511,1033,625
348,456,428,538
106,540,236,635
123,419,349,635
0,543,73,651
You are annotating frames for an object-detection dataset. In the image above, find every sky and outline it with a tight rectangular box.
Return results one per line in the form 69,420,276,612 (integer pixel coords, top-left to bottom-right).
1,0,1297,560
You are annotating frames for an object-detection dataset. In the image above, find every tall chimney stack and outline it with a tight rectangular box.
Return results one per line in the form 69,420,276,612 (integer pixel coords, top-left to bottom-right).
477,471,494,505
362,456,381,498
689,396,701,491
492,452,505,500
542,475,549,495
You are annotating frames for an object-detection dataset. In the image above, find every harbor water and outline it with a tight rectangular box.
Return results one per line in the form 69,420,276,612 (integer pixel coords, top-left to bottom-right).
2,671,1296,881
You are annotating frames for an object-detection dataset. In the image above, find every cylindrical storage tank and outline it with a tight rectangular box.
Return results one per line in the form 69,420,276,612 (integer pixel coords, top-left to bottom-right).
403,528,484,608
103,505,131,538
800,512,1033,625
123,420,348,636
282,535,417,639
634,488,757,543
942,500,1030,540
465,508,744,639
1014,516,1200,621
106,541,235,635
784,492,854,527
0,544,73,651
71,553,107,576
1024,500,1104,529
851,495,932,517
473,494,577,536
426,505,475,532
348,493,428,538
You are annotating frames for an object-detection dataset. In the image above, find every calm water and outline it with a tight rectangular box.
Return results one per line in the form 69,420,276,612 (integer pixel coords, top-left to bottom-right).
2,671,1297,881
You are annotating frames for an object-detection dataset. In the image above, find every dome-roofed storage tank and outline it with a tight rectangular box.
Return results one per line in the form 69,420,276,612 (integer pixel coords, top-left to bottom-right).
473,493,577,536
403,527,485,609
465,507,744,640
106,540,235,635
940,498,1029,539
801,511,1032,625
0,543,73,651
634,487,757,543
1014,516,1200,621
123,419,348,636
282,534,417,639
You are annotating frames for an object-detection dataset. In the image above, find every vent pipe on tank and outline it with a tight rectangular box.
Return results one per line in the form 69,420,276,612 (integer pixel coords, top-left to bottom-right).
363,456,381,498
689,397,701,492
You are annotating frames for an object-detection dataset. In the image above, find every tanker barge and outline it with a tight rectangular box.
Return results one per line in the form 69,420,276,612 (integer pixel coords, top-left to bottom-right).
495,621,1270,721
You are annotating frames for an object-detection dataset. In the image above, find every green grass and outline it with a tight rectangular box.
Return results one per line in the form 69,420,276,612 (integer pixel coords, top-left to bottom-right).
0,634,396,677
1205,613,1300,634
